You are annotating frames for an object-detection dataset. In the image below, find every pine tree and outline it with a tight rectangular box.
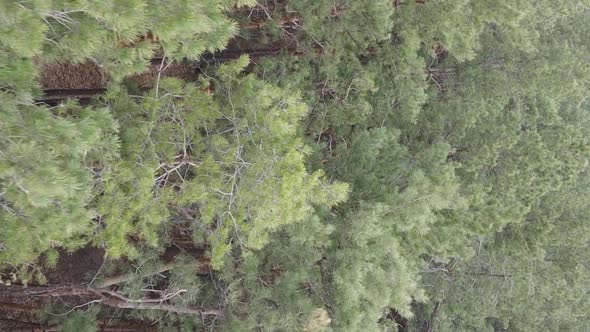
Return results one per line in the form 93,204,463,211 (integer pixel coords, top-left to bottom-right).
0,96,119,268
94,55,347,263
405,9,590,331
0,0,259,273
410,177,590,331
2,0,590,330
1,0,252,82
245,1,590,329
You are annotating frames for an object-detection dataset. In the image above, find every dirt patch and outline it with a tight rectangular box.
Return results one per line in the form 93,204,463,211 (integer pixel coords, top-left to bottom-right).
44,246,106,285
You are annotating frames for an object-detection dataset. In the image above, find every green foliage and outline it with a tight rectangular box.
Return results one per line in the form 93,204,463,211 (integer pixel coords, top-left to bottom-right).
0,96,119,266
247,1,590,330
403,8,590,331
410,178,590,331
59,311,98,332
0,0,247,82
1,1,590,330
221,214,336,331
95,56,347,263
394,0,589,62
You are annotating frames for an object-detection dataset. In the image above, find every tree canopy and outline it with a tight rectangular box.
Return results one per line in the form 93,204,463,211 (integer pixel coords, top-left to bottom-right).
0,0,589,331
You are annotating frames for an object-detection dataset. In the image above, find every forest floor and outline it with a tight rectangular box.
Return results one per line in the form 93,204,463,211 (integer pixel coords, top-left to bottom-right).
1,226,212,330
0,247,161,331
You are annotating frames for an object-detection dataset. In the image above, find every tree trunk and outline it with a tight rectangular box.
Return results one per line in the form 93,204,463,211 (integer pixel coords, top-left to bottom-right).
1,285,224,317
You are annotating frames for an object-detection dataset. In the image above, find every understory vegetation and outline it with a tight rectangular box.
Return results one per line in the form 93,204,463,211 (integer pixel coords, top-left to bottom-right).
1,1,589,331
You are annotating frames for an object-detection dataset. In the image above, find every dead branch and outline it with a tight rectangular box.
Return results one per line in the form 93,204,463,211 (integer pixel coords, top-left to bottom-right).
1,285,223,317
243,14,303,30
101,297,223,316
93,260,182,288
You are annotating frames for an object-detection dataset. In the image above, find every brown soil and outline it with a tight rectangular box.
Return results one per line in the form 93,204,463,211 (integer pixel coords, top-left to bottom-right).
45,246,106,285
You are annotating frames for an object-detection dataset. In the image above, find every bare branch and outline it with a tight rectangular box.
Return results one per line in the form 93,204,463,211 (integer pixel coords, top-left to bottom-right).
94,261,182,288
2,285,222,316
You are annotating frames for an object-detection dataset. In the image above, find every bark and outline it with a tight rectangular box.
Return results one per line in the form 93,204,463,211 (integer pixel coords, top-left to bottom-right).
0,301,41,312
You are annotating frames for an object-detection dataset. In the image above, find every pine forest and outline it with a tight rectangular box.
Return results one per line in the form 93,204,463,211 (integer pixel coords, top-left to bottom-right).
0,1,589,331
